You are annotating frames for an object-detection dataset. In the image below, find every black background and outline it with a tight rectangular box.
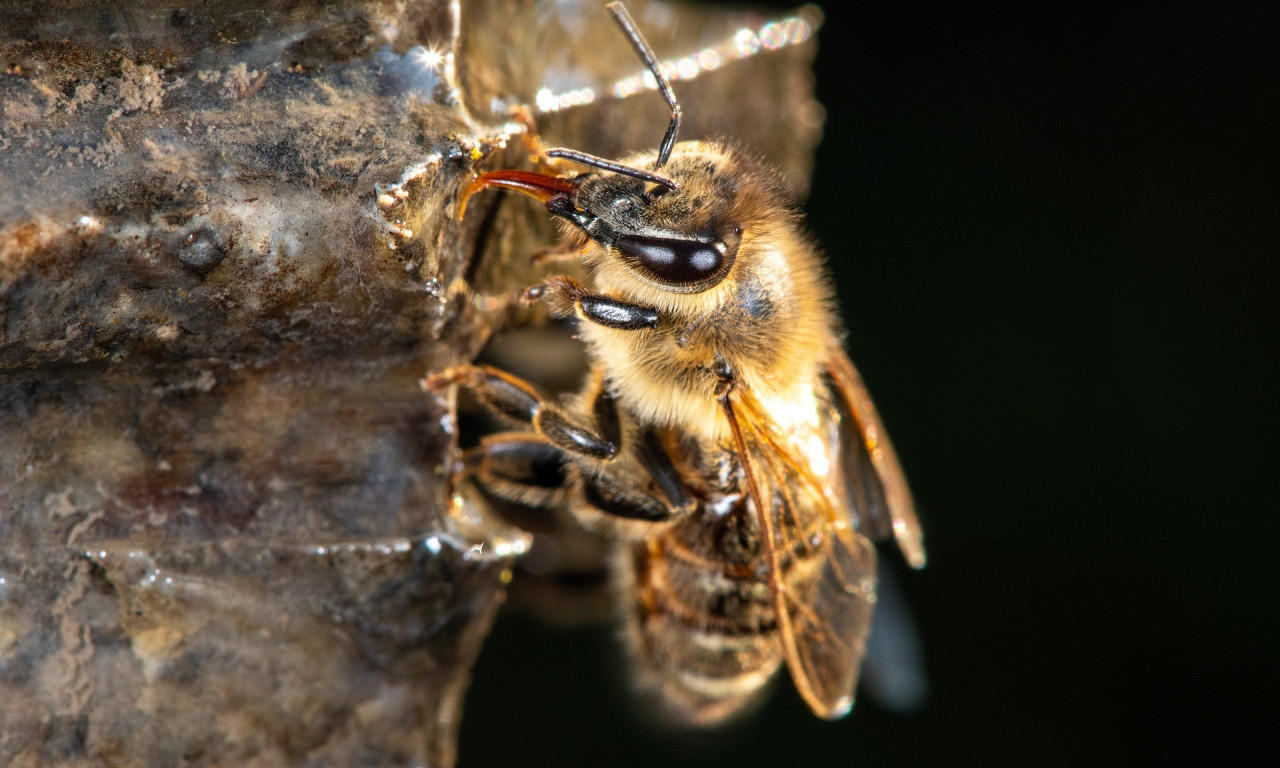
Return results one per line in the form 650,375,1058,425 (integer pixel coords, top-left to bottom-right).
459,1,1276,765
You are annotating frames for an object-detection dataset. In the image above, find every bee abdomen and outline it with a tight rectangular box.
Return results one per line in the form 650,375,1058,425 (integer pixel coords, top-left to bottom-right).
619,530,788,724
639,608,782,722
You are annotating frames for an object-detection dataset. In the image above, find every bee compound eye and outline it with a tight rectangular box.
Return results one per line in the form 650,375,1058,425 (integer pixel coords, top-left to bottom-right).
614,234,730,289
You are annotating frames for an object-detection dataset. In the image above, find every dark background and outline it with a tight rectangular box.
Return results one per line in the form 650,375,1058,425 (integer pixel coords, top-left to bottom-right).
460,1,1276,765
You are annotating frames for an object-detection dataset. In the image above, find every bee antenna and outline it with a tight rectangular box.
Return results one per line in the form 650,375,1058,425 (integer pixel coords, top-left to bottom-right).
606,2,682,169
539,3,682,190
544,148,679,190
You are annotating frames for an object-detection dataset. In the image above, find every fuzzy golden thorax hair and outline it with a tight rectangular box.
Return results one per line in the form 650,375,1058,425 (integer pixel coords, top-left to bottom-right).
561,141,838,440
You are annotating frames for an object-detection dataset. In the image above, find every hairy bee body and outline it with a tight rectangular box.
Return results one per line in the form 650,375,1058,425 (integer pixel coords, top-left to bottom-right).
541,143,846,721
435,2,924,726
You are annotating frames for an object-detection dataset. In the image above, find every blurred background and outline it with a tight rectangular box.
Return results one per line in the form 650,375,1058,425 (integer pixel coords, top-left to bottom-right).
459,1,1275,765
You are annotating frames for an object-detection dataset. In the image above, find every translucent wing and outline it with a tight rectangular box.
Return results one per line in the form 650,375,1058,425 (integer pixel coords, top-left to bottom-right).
719,389,878,719
826,345,926,569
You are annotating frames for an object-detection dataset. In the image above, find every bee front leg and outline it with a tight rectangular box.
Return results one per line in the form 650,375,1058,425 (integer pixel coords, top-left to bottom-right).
508,104,564,174
535,276,660,331
530,241,590,267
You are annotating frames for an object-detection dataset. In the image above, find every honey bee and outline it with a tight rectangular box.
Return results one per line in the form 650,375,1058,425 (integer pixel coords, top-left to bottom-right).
430,2,925,724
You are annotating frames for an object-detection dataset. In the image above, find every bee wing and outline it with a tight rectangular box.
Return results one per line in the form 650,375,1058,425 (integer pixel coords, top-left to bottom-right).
771,478,878,719
719,390,878,719
826,346,926,569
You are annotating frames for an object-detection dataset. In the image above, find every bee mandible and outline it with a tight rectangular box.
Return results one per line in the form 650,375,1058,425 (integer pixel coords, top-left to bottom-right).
430,1,925,724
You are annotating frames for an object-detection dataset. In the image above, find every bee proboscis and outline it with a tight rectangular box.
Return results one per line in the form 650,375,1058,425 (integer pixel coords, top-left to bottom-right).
430,1,925,724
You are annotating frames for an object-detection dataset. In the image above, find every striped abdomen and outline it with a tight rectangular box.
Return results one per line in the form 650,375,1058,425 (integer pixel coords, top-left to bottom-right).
617,494,826,724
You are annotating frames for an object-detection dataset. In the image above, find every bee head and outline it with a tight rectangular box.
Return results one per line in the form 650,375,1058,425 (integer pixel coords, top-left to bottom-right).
567,142,779,293
460,142,784,294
